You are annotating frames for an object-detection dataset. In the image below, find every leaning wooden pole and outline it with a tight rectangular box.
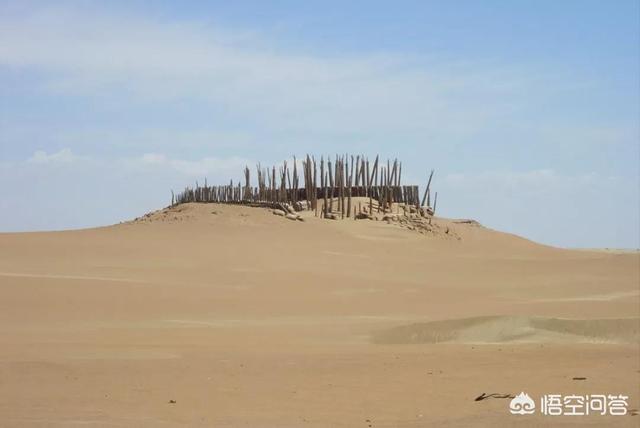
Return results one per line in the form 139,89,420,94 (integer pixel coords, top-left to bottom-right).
421,169,434,207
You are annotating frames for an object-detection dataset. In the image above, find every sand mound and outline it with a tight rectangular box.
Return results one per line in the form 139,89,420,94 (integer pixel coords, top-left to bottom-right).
123,201,465,240
373,316,640,345
128,204,203,224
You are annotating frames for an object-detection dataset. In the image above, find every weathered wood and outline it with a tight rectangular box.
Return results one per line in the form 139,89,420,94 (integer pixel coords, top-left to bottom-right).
421,169,434,207
327,158,333,212
347,155,353,217
313,156,318,216
368,155,378,188
365,158,370,197
172,154,437,218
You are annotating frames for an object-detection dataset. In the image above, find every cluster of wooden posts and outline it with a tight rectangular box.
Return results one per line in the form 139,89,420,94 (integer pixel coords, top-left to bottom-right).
172,154,437,218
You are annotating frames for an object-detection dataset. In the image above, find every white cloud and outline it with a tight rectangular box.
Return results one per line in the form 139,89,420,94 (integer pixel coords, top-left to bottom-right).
443,169,609,193
27,148,82,164
23,149,252,180
140,153,167,164
127,153,252,178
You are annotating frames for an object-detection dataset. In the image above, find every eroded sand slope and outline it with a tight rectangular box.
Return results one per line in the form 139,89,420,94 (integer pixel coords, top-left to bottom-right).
0,203,638,426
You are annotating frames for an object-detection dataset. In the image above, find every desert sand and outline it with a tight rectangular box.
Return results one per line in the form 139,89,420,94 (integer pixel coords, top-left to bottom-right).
0,202,638,427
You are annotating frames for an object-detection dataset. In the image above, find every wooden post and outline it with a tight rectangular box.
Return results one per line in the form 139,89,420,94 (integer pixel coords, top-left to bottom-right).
292,157,298,206
340,157,345,219
313,156,318,216
421,169,434,207
365,157,370,197
323,171,329,218
368,155,378,189
328,158,334,213
347,155,353,218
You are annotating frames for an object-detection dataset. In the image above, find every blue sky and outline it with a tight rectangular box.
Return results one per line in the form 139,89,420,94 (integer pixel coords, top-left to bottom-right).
0,0,638,248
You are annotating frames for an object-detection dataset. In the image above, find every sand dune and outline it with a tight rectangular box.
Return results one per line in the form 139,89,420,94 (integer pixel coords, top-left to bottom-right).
0,203,638,426
373,316,640,345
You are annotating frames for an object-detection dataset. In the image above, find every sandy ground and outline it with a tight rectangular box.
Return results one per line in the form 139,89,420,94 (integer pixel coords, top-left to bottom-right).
0,202,638,427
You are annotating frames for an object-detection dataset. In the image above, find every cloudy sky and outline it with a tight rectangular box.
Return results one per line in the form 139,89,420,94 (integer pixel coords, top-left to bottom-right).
0,0,638,248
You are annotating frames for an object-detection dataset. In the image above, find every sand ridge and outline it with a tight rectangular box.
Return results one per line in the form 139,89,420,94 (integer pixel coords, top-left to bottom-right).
373,316,640,345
